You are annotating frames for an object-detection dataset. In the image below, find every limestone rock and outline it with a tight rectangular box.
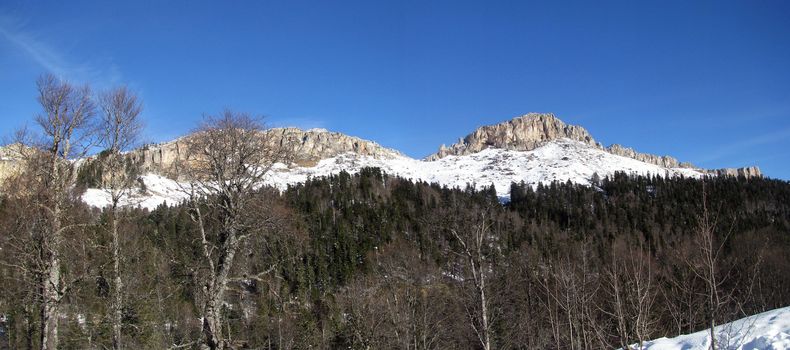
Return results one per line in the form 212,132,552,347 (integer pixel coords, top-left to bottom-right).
425,112,761,178
128,127,402,174
263,128,402,166
426,113,598,160
707,166,762,178
605,144,686,169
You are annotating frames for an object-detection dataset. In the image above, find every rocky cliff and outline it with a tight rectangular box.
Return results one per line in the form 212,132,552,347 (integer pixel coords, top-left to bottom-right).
264,128,402,166
130,127,402,174
708,166,762,178
426,113,760,177
605,144,691,169
0,144,24,183
427,113,598,160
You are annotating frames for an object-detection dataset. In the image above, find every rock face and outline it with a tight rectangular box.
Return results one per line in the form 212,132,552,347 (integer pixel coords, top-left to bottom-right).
605,144,690,169
264,128,402,166
709,166,762,178
426,113,760,177
427,113,598,160
0,144,24,183
130,127,402,174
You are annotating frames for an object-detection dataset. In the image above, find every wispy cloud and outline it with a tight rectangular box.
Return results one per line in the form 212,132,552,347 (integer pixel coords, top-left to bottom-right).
0,13,120,85
698,125,790,164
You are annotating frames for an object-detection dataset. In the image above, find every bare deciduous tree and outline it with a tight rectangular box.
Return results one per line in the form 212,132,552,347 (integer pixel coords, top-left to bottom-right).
687,184,734,350
339,240,451,349
449,207,496,350
174,110,290,349
6,73,97,350
603,239,658,349
97,85,144,350
537,240,604,350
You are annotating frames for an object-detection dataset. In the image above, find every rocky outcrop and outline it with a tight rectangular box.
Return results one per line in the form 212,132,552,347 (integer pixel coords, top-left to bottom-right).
708,166,762,178
130,139,185,174
0,144,24,183
605,144,691,169
264,128,401,166
427,113,598,160
426,113,761,178
129,127,402,174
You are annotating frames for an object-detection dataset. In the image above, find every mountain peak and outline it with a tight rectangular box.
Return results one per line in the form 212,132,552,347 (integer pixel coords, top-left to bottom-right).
426,113,761,177
426,113,598,160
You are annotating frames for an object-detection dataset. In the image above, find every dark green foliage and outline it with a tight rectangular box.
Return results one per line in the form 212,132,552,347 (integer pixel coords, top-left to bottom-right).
1,168,789,348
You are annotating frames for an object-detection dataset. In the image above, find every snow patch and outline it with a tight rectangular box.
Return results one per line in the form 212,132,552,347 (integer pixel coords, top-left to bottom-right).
81,139,705,210
639,307,790,350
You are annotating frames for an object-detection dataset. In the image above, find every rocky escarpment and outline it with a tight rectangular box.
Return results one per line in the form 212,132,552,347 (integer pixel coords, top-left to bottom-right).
265,128,401,166
427,113,598,160
708,166,762,178
131,127,401,174
426,113,760,177
605,144,693,169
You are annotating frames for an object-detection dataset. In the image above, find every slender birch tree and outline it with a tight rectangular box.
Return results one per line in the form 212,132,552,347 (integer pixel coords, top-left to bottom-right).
21,73,96,350
450,207,496,350
96,86,144,350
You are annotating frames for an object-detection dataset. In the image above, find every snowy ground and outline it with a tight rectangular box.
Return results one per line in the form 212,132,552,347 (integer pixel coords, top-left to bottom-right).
82,139,704,210
638,307,790,350
82,173,190,209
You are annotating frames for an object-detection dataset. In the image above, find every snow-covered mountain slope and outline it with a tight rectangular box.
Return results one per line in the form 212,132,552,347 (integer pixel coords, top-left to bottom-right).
82,173,190,209
265,138,702,195
82,138,704,210
638,306,790,350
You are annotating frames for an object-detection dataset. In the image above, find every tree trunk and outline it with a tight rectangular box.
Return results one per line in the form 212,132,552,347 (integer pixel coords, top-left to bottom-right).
202,232,240,349
202,300,224,350
40,244,60,350
112,211,123,350
478,265,491,350
40,199,61,350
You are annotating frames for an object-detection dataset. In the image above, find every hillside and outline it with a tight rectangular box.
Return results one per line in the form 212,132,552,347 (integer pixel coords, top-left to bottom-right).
79,113,761,209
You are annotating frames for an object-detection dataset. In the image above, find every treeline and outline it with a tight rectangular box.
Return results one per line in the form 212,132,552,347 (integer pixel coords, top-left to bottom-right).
2,169,789,349
1,74,789,349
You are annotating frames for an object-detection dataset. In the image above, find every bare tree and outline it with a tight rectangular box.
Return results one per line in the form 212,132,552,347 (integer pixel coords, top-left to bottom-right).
96,85,144,350
602,239,658,349
6,73,97,350
174,110,290,349
691,185,732,350
339,240,451,350
449,207,496,350
669,182,736,350
536,239,605,350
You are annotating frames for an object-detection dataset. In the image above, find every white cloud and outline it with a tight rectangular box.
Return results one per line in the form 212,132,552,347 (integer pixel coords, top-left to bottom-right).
0,13,121,86
698,125,790,164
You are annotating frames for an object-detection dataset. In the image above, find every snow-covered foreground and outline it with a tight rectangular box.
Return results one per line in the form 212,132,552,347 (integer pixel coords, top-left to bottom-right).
638,307,790,350
82,139,704,210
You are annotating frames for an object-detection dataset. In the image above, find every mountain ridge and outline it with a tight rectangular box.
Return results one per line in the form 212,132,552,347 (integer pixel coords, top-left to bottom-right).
127,126,403,175
0,113,762,190
425,113,760,177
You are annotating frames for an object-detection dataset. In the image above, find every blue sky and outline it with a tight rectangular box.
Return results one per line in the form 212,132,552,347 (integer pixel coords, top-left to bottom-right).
1,1,789,179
